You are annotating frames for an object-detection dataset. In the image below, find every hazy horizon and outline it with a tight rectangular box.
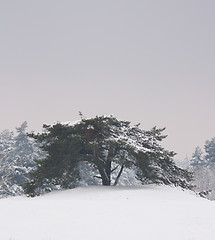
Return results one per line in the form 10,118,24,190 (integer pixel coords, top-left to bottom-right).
1,0,215,160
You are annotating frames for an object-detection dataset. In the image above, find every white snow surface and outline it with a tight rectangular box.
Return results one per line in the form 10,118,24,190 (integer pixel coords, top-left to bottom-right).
1,185,215,240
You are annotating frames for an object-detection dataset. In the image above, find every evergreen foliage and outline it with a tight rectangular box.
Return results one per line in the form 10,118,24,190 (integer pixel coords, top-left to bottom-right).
0,122,43,197
189,139,215,200
24,116,193,196
190,146,206,166
0,130,14,157
205,138,215,163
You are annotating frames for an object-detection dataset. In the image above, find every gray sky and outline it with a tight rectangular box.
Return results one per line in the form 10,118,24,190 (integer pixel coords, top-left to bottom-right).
1,0,215,160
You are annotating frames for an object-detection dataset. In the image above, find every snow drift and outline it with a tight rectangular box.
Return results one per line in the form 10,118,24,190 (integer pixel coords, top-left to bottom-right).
0,185,215,240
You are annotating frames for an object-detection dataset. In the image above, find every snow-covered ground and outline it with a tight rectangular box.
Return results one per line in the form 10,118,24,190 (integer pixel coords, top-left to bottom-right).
0,185,215,240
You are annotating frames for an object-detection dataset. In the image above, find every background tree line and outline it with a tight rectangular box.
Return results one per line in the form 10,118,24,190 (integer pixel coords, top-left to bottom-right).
188,138,215,200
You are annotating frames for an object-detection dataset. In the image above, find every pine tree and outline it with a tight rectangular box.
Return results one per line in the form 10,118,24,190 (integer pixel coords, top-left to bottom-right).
205,138,215,163
24,116,193,196
190,146,206,166
190,139,215,200
0,129,14,158
0,122,44,197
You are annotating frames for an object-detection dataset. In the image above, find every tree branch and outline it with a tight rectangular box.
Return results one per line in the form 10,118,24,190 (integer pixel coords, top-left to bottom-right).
113,165,124,186
111,165,119,173
93,175,102,179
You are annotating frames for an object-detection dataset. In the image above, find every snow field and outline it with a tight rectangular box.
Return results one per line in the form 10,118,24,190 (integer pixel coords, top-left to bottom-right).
0,185,215,240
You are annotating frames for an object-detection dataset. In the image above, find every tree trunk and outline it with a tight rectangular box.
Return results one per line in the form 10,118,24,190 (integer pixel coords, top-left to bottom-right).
97,166,111,186
94,144,113,186
105,160,111,185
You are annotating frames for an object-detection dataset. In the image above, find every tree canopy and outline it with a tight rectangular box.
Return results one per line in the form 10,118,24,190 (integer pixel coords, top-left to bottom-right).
24,116,193,196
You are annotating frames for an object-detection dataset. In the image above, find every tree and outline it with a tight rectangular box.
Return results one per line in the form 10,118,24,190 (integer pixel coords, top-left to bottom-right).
24,116,193,196
205,138,215,163
0,129,14,159
189,139,215,200
190,146,206,166
0,122,44,197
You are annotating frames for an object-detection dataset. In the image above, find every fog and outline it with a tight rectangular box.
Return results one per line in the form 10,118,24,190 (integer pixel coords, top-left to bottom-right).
1,0,215,159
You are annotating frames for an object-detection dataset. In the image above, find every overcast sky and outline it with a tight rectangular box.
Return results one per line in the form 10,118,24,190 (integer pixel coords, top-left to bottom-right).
1,0,215,160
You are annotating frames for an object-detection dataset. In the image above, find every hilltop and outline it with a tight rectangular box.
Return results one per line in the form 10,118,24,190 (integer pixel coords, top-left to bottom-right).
1,185,215,240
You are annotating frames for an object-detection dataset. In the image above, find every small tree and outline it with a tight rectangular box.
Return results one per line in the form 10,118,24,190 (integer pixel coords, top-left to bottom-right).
24,116,193,196
205,138,215,163
190,146,206,166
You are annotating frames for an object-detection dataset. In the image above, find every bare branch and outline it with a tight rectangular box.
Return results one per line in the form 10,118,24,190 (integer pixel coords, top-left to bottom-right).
93,176,102,179
111,165,119,173
113,165,124,186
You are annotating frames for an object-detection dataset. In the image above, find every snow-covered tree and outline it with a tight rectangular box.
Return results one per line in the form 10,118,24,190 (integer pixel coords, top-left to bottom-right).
24,116,193,196
0,122,44,198
205,138,215,163
190,146,206,166
189,142,215,200
191,163,215,200
0,129,14,158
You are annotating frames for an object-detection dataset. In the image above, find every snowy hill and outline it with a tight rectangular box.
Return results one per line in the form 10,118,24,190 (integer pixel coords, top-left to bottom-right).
1,185,215,240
